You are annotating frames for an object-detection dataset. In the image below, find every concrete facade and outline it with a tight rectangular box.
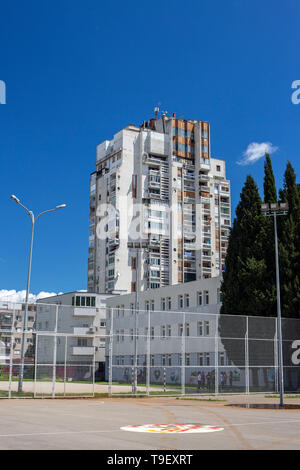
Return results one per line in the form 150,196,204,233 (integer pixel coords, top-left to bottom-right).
36,292,115,378
88,115,231,294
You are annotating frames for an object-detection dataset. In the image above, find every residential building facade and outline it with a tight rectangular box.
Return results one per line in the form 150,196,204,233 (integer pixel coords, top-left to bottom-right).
88,114,231,294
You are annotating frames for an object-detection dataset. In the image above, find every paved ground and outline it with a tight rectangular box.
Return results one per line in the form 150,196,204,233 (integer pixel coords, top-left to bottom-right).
0,394,300,450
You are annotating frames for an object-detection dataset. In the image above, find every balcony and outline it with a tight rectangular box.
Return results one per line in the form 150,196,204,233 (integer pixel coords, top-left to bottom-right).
72,347,94,356
73,327,90,335
73,308,96,317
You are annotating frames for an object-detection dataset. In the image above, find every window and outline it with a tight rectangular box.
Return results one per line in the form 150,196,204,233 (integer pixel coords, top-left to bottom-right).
216,165,221,172
178,324,183,336
162,354,166,366
198,321,203,336
151,300,155,311
151,355,155,366
197,291,202,306
184,294,190,308
178,295,183,309
204,291,209,305
76,296,80,306
205,321,210,336
78,338,88,347
185,323,190,337
185,354,190,366
151,326,155,340
167,325,171,337
130,303,134,315
161,298,166,311
167,297,171,310
198,353,204,366
219,352,225,366
130,329,134,341
205,352,210,366
81,296,86,307
161,325,166,339
167,354,172,366
145,301,150,312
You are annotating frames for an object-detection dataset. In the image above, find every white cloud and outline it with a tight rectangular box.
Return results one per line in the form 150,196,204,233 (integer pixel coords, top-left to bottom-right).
237,142,278,166
0,290,62,304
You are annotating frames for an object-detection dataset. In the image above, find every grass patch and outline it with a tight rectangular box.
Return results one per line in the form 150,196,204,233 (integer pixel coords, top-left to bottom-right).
176,397,227,402
265,395,300,399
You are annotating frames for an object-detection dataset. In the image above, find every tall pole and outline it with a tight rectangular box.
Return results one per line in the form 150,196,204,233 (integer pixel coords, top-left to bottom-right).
273,212,284,407
261,202,288,408
10,195,66,393
18,214,34,393
133,248,139,396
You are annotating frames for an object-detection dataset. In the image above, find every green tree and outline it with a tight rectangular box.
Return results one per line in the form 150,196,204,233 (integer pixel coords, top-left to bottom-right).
220,175,274,315
263,153,277,203
278,162,300,317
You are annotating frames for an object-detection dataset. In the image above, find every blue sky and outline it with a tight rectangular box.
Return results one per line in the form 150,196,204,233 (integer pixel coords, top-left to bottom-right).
0,0,299,296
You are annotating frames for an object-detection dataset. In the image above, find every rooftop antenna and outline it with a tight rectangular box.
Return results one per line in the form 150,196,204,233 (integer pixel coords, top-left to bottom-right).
154,102,161,119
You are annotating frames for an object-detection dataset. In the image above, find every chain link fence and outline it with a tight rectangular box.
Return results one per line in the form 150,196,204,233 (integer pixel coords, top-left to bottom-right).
0,302,300,398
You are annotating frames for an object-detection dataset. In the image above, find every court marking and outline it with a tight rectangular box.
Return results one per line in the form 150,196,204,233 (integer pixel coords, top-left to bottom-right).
120,424,224,433
0,417,300,439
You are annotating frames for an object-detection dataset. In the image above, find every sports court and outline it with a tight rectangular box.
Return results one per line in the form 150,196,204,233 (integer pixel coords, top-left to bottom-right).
1,394,300,450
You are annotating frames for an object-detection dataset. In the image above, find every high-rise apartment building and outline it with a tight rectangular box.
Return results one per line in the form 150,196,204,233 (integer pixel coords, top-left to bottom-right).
88,114,231,294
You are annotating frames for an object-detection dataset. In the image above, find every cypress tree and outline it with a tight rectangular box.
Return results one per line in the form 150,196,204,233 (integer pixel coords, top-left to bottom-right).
278,162,300,317
220,175,274,315
263,153,277,203
262,154,278,316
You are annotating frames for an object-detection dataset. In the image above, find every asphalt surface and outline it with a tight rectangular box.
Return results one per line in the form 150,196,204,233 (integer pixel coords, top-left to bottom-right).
0,395,300,450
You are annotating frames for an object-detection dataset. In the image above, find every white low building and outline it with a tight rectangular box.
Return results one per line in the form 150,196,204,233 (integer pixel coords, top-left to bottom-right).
36,291,115,380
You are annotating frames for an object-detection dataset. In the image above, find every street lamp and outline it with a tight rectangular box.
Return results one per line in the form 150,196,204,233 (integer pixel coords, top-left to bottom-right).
10,195,67,393
127,239,149,396
261,202,288,407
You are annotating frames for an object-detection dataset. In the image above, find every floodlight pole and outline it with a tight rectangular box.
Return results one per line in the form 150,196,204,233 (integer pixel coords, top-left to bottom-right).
10,196,66,393
273,212,284,407
261,203,288,407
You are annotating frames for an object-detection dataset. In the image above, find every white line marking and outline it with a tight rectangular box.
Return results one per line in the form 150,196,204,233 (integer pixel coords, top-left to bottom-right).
1,418,300,439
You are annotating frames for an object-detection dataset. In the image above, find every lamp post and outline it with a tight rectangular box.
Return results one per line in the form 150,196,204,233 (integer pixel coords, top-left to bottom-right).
127,240,149,396
261,202,288,407
10,195,66,393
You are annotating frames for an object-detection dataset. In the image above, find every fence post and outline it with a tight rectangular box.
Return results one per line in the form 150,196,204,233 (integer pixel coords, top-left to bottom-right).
51,305,59,399
34,333,38,398
215,314,219,396
274,319,279,393
146,308,150,396
245,316,250,395
163,367,166,393
8,309,16,399
108,308,114,397
181,312,185,396
64,336,67,397
92,341,96,397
